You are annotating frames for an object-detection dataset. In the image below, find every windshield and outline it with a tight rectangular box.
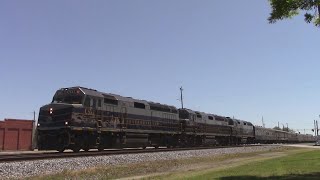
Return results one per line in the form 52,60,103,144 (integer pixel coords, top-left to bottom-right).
52,95,83,104
52,89,84,104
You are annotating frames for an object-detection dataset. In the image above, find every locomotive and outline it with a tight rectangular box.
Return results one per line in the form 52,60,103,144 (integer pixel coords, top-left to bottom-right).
36,86,314,152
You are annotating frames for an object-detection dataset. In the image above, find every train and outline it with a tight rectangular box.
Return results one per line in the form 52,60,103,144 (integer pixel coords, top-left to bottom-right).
36,86,315,152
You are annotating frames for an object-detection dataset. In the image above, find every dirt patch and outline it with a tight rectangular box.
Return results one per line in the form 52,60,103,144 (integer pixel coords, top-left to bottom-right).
119,151,289,180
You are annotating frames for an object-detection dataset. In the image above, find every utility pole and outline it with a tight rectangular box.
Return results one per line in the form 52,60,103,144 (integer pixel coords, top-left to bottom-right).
32,110,36,150
262,116,265,128
316,120,319,136
313,120,317,136
180,86,184,109
278,121,279,129
316,116,320,136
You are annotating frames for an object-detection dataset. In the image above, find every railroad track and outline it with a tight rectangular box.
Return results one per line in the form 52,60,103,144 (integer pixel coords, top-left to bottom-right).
0,145,259,163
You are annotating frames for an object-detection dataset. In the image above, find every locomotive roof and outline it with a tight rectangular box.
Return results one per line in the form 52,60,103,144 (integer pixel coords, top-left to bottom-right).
76,87,104,98
75,86,175,109
71,87,250,120
148,101,177,112
179,108,196,114
231,118,253,125
73,87,220,116
180,108,226,118
195,111,208,117
213,114,226,118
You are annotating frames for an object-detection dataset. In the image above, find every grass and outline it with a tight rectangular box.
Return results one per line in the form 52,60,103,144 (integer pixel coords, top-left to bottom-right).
155,149,320,180
28,147,317,180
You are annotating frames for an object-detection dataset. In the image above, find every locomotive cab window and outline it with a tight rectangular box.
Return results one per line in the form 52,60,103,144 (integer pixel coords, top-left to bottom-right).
171,109,178,114
98,99,102,107
84,96,90,107
215,116,224,121
134,102,145,109
104,98,118,105
228,119,234,125
150,104,170,112
92,98,96,108
179,110,189,119
52,91,84,104
208,116,213,120
103,94,118,105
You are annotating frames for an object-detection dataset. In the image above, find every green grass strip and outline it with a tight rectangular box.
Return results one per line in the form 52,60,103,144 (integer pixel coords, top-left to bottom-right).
171,149,320,180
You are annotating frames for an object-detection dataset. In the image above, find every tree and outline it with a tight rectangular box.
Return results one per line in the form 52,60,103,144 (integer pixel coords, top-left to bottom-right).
268,0,320,27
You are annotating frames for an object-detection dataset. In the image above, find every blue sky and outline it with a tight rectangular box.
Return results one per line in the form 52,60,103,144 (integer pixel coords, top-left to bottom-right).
1,1,319,134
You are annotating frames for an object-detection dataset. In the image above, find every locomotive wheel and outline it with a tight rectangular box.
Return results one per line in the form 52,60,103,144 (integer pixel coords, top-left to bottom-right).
72,146,81,153
56,135,66,153
57,146,65,153
83,135,90,152
98,146,104,151
72,135,81,152
83,147,90,152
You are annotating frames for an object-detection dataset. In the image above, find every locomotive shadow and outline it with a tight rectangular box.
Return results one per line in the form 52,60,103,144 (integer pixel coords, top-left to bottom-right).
220,172,320,180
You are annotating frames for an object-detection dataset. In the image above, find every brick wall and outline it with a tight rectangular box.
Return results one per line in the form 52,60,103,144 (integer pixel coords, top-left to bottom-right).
0,119,34,151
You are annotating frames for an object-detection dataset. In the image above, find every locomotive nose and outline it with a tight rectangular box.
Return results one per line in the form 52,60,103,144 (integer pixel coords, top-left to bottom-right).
40,104,73,115
38,104,73,127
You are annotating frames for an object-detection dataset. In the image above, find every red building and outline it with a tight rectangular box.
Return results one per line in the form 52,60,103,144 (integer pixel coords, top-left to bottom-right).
0,119,34,151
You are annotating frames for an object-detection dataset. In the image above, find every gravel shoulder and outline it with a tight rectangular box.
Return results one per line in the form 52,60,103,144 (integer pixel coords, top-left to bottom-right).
281,143,320,149
0,145,286,179
120,151,289,180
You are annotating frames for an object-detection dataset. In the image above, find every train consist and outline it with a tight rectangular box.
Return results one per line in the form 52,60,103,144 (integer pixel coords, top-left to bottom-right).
37,87,314,152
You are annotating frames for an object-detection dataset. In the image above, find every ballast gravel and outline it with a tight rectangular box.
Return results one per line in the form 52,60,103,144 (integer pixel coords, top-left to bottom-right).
0,145,280,179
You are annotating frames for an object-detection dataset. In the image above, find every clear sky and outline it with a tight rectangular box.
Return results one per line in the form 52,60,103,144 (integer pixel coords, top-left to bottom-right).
1,1,319,134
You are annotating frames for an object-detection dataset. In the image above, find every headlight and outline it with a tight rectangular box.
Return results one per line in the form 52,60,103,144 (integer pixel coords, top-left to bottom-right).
37,123,40,127
65,122,68,125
